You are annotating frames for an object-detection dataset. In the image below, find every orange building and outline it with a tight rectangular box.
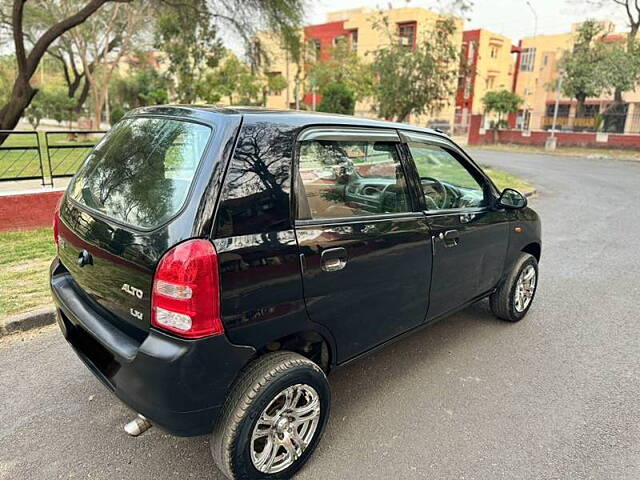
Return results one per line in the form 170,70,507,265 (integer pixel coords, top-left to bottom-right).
454,29,520,135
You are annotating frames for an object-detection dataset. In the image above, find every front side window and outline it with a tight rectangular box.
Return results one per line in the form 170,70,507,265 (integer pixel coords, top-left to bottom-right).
69,117,211,229
408,143,487,211
297,139,412,220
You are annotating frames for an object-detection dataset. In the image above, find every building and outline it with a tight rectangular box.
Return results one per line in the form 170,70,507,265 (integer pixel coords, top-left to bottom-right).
454,29,519,134
255,31,304,110
513,20,640,133
260,6,464,127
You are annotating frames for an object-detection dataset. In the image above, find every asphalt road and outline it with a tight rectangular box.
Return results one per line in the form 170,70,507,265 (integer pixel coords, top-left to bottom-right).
2,150,640,480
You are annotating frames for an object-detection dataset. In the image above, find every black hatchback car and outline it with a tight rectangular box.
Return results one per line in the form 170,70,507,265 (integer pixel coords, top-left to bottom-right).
51,106,541,479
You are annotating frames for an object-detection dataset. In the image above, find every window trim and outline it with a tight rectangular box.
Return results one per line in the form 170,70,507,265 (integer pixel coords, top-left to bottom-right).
292,126,420,225
398,130,499,215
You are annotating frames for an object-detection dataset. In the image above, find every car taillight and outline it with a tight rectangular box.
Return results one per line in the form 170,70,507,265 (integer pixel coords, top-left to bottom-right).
151,239,223,339
53,195,63,245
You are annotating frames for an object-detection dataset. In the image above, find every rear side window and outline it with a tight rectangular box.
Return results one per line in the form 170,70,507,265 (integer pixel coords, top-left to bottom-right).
69,117,211,229
297,140,412,220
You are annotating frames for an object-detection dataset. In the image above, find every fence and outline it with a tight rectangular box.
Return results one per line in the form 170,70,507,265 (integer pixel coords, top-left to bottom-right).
0,131,45,184
468,113,640,149
0,130,106,186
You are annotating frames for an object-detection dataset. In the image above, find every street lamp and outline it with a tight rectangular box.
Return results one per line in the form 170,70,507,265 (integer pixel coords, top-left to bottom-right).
546,74,564,151
523,0,538,133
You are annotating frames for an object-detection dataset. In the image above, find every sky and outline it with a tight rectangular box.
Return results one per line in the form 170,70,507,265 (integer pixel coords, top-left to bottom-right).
305,0,629,42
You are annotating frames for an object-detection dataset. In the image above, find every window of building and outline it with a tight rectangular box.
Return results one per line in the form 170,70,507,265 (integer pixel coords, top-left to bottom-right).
297,140,412,220
308,39,321,61
398,22,416,48
520,47,537,72
545,104,570,117
350,30,358,52
467,40,477,62
490,45,500,58
464,78,472,99
487,76,496,89
333,35,347,47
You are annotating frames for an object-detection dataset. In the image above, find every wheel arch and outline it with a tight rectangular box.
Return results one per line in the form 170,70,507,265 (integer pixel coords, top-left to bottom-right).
522,242,541,262
253,328,336,374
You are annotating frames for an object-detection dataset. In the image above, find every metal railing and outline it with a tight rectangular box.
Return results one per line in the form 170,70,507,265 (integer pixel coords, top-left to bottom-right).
0,130,106,186
0,131,46,184
44,130,105,181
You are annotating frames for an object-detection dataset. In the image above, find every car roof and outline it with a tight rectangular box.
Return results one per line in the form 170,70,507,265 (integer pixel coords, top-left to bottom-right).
130,105,449,140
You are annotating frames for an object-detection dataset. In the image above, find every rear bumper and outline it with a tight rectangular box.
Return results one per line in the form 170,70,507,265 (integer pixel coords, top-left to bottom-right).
50,258,255,437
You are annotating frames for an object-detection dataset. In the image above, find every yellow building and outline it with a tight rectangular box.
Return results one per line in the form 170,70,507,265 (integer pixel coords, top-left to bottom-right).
255,31,304,110
513,20,640,133
260,6,464,127
343,7,464,126
455,29,518,133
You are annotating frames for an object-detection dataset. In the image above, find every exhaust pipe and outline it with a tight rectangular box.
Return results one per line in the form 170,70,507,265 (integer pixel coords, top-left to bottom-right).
124,414,153,437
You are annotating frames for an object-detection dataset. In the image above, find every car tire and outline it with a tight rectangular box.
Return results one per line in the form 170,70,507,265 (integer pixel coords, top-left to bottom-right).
210,351,330,480
490,253,538,322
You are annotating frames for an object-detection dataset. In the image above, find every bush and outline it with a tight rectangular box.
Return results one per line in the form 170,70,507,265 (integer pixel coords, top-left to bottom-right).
317,82,355,115
110,107,126,125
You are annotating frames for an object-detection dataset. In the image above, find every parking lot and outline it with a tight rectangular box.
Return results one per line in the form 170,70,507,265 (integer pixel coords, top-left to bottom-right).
1,149,639,480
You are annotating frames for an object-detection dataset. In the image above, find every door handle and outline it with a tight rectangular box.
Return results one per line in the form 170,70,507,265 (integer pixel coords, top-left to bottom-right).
321,247,347,272
439,229,460,248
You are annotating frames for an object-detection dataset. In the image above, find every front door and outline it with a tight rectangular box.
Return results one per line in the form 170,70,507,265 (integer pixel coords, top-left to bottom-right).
402,133,509,320
295,127,432,362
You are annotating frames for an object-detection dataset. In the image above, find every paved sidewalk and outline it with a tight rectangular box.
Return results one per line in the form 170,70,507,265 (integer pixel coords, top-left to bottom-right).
0,177,70,196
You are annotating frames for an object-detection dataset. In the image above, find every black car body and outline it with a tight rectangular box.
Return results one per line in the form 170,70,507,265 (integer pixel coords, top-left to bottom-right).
50,106,541,479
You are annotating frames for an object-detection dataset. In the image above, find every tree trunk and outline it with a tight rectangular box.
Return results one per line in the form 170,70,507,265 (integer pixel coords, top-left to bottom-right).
575,95,586,118
0,0,118,139
0,79,38,131
75,78,91,113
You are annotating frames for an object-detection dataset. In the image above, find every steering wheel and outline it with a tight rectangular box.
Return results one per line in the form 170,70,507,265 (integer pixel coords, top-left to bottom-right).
420,176,448,210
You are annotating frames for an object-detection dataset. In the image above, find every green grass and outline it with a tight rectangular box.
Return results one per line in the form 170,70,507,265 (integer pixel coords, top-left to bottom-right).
482,166,535,194
0,227,56,317
0,132,102,181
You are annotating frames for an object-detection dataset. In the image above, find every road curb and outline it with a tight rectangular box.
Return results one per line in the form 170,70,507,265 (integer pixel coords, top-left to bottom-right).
1,308,56,337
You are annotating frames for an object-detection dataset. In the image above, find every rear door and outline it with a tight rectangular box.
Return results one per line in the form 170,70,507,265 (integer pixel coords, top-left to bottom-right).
57,116,213,335
294,127,432,362
401,132,509,320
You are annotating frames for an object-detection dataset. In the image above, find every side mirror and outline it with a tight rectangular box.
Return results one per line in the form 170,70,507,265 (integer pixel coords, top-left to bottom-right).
497,188,527,209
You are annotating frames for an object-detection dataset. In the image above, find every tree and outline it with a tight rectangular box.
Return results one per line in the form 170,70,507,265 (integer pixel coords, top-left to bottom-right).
559,20,607,119
0,0,130,135
198,53,262,105
585,1,640,43
154,0,223,103
110,64,169,109
481,90,523,128
0,54,16,106
306,39,373,102
154,0,307,104
24,89,44,128
597,40,640,130
370,15,461,122
24,84,75,128
263,73,287,106
583,1,640,117
69,1,148,128
317,82,355,115
1,2,119,114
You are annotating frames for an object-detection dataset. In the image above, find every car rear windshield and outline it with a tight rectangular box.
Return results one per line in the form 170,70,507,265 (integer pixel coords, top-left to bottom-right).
69,117,212,229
